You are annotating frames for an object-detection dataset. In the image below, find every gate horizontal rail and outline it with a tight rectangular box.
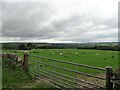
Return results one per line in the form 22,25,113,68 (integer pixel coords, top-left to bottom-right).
28,65,95,90
30,55,106,71
28,65,105,89
29,59,106,80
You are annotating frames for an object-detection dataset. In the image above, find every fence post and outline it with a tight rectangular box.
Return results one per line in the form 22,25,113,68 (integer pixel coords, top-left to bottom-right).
23,53,29,72
114,68,120,90
106,66,113,90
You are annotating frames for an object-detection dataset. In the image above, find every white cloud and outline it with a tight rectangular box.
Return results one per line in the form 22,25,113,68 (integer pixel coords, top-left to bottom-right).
1,0,119,43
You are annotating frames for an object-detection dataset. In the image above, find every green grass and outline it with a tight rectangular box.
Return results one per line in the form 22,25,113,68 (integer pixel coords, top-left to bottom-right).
2,58,54,89
3,49,119,88
3,49,119,73
27,49,119,88
2,57,32,88
3,67,30,88
30,49,118,67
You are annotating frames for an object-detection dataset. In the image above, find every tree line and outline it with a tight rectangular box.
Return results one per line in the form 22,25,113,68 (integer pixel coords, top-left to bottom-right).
2,43,120,51
77,45,119,51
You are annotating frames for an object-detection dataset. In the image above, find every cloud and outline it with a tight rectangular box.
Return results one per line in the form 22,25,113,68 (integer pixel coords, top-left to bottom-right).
2,2,53,37
1,0,118,43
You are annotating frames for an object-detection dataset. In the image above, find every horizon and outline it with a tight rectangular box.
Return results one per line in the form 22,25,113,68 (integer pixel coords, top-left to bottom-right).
1,41,119,44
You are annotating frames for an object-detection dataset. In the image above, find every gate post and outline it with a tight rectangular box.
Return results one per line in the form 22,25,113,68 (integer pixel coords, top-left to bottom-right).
23,53,29,72
106,66,113,90
114,68,120,90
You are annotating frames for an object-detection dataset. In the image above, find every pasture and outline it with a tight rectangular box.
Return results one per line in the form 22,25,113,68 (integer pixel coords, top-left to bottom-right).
4,49,118,73
30,49,118,69
3,49,119,89
27,49,118,78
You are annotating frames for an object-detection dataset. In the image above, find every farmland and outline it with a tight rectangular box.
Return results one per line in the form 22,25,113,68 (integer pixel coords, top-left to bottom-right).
30,49,118,68
2,48,119,89
4,49,118,72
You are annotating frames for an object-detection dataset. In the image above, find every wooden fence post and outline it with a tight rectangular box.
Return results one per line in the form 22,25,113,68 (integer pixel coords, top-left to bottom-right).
23,53,29,72
106,66,113,90
114,68,120,90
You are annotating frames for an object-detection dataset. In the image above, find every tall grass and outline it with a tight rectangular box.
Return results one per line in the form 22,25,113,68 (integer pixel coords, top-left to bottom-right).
2,58,53,89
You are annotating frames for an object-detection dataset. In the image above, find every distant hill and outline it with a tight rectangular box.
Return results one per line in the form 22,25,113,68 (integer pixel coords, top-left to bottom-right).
1,42,119,51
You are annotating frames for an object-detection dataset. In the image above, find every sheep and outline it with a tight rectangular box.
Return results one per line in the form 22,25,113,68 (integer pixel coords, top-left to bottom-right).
60,52,63,55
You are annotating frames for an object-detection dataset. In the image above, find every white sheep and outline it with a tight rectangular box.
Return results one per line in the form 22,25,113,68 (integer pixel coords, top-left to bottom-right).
60,53,63,55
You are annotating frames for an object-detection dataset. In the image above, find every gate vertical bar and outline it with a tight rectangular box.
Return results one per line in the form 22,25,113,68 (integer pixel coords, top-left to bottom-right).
76,66,78,90
23,53,29,72
106,66,113,90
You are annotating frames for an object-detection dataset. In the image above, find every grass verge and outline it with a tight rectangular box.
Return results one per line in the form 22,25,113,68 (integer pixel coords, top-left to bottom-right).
2,58,54,89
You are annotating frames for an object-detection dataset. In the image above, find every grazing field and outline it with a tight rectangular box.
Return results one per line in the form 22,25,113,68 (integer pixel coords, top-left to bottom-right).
27,49,118,77
4,49,118,73
30,49,118,68
3,49,119,88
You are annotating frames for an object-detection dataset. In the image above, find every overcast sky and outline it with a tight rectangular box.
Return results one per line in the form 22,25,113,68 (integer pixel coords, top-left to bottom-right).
1,0,119,43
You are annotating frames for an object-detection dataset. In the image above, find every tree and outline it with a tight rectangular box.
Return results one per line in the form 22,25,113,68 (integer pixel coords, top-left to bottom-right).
26,43,33,50
18,44,26,50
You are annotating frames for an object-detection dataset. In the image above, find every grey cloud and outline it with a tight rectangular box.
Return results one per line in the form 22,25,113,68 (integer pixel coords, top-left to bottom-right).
2,2,55,38
92,17,118,30
51,14,117,40
2,1,118,42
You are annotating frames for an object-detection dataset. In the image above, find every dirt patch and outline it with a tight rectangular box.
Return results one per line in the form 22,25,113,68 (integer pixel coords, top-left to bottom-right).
22,77,50,88
76,73,106,89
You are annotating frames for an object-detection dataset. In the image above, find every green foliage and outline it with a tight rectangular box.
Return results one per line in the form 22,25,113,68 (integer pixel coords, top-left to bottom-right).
26,43,33,50
2,42,119,51
18,44,27,50
77,45,119,51
2,58,53,88
2,61,32,88
17,43,34,50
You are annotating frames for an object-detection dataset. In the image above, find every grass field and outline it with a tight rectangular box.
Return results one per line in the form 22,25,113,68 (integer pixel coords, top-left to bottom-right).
2,49,119,88
4,49,118,68
27,49,118,77
30,49,118,68
4,49,118,74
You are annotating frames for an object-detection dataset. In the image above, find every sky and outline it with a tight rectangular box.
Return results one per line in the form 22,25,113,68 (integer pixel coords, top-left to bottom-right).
1,0,119,43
